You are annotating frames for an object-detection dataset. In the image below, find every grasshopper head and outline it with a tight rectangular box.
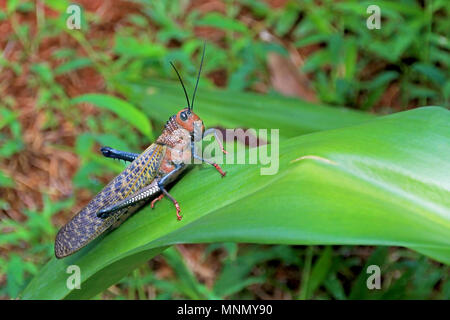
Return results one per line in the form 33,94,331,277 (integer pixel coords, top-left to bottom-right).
176,108,204,141
170,42,207,142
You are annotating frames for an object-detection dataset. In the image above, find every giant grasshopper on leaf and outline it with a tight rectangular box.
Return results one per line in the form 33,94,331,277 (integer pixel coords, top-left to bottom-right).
55,44,227,258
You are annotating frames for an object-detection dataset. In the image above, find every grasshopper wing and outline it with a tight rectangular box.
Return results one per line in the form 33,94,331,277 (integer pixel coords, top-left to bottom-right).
55,143,165,258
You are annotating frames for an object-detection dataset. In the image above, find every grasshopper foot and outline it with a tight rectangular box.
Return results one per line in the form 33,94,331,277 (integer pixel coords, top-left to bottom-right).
175,203,182,221
151,194,164,209
213,163,226,177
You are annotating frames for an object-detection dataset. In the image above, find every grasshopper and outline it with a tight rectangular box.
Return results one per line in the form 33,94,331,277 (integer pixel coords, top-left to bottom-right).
55,46,227,258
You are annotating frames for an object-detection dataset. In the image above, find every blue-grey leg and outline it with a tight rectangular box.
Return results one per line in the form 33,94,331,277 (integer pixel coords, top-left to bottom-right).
100,146,139,162
202,128,227,155
97,181,160,218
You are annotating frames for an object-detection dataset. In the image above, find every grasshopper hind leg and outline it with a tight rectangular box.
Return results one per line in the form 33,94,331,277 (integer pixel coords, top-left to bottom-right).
101,146,139,162
98,164,186,221
97,181,160,219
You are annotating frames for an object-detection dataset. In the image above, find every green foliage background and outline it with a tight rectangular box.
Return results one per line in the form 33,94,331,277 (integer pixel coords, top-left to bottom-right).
0,0,449,299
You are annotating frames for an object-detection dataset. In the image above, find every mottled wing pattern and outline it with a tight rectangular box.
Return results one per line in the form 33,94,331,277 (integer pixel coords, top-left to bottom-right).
55,143,166,258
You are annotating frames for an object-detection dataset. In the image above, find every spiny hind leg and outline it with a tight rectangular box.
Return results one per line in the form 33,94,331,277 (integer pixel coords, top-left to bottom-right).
99,164,186,220
100,146,139,162
97,182,160,218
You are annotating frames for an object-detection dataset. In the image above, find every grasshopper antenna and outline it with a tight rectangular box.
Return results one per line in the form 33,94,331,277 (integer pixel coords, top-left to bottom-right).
191,42,206,111
170,61,191,109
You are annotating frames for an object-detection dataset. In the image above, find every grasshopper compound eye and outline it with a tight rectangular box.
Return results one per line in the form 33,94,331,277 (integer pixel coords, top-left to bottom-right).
180,111,188,121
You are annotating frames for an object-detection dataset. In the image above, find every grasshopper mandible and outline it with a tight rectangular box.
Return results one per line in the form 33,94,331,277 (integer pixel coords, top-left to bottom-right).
55,45,227,258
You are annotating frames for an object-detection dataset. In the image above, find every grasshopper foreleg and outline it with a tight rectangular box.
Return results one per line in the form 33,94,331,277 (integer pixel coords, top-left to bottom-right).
100,146,139,162
192,150,226,177
193,154,226,177
192,129,227,177
202,128,228,155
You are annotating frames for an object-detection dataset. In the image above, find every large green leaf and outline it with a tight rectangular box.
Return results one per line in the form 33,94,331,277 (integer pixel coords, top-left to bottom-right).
20,106,449,299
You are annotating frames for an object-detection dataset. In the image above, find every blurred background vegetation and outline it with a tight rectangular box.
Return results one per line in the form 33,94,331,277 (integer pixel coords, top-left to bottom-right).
0,0,449,299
